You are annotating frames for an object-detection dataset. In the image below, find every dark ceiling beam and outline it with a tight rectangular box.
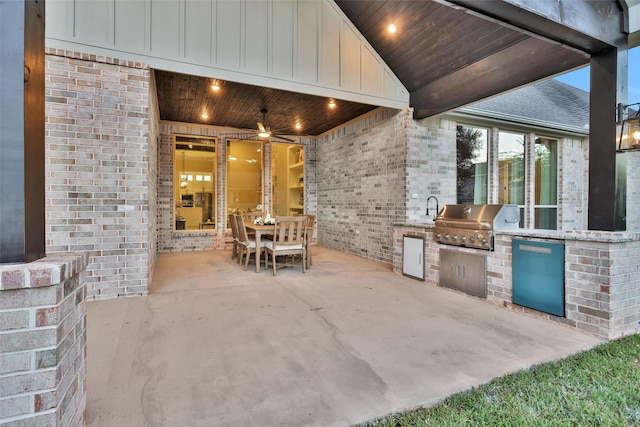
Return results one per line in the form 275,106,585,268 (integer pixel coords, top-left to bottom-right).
410,37,588,119
0,0,46,263
588,47,627,231
448,0,627,53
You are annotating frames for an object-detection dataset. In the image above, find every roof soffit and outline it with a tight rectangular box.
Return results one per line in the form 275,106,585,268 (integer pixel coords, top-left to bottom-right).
335,0,592,119
449,0,628,52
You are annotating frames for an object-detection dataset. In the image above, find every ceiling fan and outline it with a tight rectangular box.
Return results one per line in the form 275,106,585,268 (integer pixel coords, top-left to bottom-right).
226,108,295,143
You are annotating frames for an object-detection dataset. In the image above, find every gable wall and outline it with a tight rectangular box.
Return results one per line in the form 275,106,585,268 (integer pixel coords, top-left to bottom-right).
45,0,408,109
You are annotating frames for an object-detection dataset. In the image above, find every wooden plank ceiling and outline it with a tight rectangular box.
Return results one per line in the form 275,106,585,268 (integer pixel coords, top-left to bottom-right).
155,71,378,138
154,0,590,136
334,0,589,119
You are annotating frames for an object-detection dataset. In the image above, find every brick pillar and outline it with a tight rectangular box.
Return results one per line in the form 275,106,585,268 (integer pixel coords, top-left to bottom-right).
0,253,87,426
525,132,536,229
487,127,500,204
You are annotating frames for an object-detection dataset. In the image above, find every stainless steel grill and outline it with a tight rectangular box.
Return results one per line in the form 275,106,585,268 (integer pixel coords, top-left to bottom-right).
433,204,520,250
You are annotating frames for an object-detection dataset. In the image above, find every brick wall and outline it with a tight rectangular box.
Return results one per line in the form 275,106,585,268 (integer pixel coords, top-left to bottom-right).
316,108,458,264
558,137,589,230
301,137,318,218
626,151,640,232
523,133,536,228
45,49,152,300
564,232,640,339
406,115,457,221
488,128,500,204
147,71,160,283
0,253,87,426
316,108,408,263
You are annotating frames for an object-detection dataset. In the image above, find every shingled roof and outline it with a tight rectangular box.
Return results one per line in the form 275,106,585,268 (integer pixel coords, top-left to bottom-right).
458,79,590,134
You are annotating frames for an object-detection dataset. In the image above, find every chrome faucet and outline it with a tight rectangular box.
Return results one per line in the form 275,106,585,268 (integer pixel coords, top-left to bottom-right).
426,196,439,217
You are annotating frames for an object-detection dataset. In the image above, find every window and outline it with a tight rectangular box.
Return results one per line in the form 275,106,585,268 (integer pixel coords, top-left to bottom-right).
173,136,307,232
174,136,216,230
456,126,488,204
498,131,525,226
456,125,561,230
227,140,263,220
271,143,305,216
534,137,558,230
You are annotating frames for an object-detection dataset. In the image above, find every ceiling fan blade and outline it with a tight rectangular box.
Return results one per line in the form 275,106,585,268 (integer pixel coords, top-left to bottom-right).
257,122,266,133
271,134,295,143
220,132,259,141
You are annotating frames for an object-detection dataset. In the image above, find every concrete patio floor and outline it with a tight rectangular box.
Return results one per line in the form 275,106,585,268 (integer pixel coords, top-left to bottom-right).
86,246,601,427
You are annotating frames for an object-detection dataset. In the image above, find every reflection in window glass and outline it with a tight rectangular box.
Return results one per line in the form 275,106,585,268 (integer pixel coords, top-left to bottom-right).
272,143,305,216
534,137,558,229
227,140,263,219
174,136,216,231
498,131,525,205
456,126,488,204
498,131,525,228
535,208,557,229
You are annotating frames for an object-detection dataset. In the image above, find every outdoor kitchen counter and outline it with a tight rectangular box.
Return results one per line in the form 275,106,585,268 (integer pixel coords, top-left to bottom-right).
393,221,435,229
498,228,640,243
392,223,640,341
395,221,640,242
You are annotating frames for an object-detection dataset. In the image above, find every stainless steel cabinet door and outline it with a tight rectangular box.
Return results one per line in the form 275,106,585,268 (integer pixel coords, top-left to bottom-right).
403,236,424,280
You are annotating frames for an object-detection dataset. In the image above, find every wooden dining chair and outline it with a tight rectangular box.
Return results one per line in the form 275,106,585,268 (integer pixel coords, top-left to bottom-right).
229,214,240,262
241,211,264,238
235,214,267,271
305,214,315,268
242,211,264,222
263,216,307,276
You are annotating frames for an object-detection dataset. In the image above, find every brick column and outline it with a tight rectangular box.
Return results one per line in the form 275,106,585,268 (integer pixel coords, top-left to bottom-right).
564,233,640,339
488,127,500,204
525,132,536,229
0,253,87,426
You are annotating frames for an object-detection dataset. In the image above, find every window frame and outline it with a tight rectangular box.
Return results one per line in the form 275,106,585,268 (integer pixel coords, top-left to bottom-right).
225,139,265,224
533,136,559,230
173,134,218,232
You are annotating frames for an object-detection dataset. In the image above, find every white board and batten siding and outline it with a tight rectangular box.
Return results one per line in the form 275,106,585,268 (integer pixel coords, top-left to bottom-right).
45,0,409,109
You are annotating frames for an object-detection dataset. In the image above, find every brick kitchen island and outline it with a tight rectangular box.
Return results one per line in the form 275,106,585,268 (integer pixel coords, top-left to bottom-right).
393,223,640,341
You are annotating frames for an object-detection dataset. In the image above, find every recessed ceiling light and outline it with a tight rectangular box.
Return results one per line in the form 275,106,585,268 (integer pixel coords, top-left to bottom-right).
201,111,209,119
211,79,221,91
388,24,397,34
328,99,336,108
295,122,302,130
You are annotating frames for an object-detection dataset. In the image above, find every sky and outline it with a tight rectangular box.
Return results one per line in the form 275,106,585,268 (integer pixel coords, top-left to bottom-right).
555,46,640,104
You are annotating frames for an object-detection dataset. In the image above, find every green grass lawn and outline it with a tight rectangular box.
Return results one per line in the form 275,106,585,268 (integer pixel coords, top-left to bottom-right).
361,334,640,427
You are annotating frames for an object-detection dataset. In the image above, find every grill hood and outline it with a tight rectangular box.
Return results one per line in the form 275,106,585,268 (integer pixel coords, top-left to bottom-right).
434,204,520,250
435,204,520,230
